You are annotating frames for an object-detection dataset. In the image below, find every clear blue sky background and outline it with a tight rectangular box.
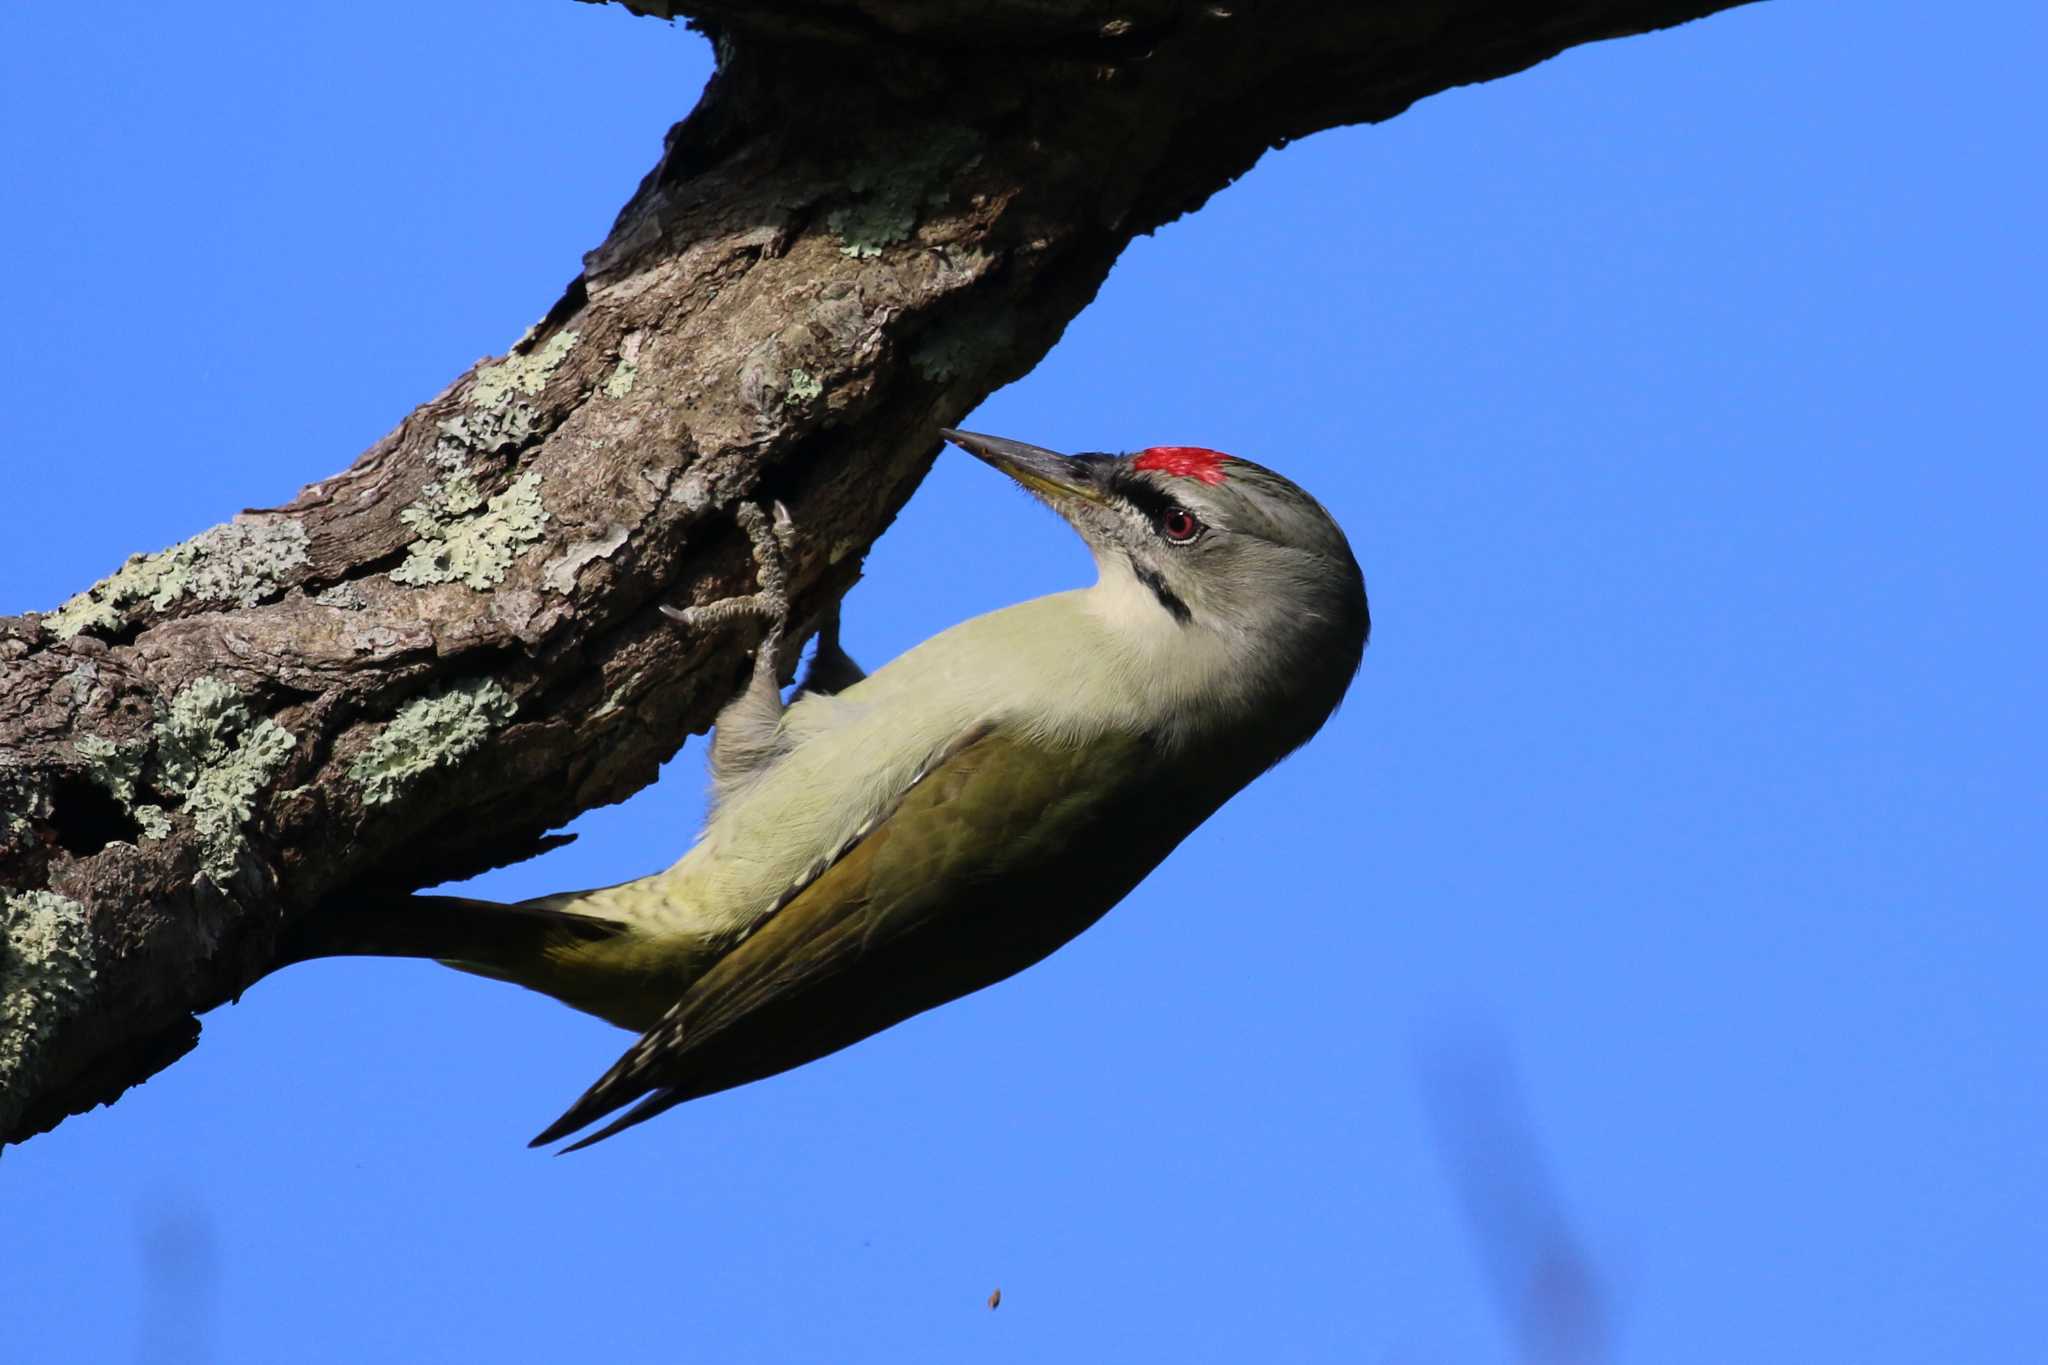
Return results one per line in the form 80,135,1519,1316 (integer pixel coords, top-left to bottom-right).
4,3,2042,1361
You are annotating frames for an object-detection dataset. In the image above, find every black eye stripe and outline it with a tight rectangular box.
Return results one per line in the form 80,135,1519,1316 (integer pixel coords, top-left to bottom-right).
1107,472,1180,524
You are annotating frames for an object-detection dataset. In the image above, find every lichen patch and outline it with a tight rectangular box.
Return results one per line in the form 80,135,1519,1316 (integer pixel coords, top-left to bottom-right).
184,720,294,881
390,471,550,591
604,333,643,400
827,125,981,259
470,330,580,409
1,890,97,1134
152,679,296,880
313,583,368,611
75,735,146,808
45,517,310,640
350,679,517,806
783,368,823,406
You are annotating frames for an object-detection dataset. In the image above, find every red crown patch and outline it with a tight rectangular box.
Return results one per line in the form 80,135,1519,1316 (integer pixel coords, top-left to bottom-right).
1132,446,1231,485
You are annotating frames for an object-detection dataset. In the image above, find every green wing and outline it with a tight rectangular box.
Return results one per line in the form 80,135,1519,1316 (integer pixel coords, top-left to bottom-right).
534,723,1238,1150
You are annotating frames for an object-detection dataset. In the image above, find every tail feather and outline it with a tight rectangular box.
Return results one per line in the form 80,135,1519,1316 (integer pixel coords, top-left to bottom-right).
283,894,626,973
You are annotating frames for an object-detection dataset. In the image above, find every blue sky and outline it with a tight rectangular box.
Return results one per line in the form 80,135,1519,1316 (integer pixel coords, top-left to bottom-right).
4,3,2043,1361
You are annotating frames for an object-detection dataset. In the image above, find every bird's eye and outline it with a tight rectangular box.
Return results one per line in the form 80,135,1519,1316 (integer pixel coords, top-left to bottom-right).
1159,507,1203,543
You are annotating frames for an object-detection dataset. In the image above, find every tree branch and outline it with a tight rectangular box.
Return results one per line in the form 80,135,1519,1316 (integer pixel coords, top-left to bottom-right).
0,0,1753,1144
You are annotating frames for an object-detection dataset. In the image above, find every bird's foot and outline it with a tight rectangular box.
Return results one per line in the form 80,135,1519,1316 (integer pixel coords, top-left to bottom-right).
660,499,800,662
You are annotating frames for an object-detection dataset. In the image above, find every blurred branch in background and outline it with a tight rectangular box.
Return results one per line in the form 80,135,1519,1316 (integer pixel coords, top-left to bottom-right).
135,1194,219,1365
1419,1025,1608,1365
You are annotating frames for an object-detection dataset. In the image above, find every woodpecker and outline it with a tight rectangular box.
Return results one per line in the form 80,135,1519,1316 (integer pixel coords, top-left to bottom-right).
298,429,1369,1149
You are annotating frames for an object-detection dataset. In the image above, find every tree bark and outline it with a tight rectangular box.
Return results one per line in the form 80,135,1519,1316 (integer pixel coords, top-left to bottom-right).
0,0,1751,1145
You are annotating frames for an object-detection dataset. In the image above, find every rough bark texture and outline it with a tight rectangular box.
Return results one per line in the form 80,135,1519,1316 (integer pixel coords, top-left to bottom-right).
0,0,1752,1145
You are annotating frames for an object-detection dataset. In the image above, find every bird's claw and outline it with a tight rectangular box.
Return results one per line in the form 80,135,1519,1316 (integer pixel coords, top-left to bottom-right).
659,499,854,692
659,499,796,639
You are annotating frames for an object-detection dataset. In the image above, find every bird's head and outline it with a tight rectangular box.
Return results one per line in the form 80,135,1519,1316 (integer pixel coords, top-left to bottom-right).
941,428,1370,737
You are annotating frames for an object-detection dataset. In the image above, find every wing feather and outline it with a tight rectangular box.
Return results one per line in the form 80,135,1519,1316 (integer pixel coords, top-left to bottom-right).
534,722,1231,1149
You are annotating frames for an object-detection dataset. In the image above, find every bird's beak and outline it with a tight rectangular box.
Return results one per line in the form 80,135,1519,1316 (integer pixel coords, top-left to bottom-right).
940,428,1107,507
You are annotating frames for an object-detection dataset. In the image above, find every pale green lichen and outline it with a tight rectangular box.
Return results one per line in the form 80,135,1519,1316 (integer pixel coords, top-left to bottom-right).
432,470,488,517
350,679,517,806
1,890,97,1133
155,679,249,792
185,721,293,881
313,582,367,611
470,330,579,409
436,405,537,457
829,198,920,259
45,517,310,640
437,328,571,459
74,736,171,846
604,358,639,400
133,805,171,841
784,368,823,405
152,678,295,880
0,767,52,856
75,735,145,806
59,687,290,864
390,471,549,591
59,662,102,708
74,734,168,845
829,126,981,258
427,427,470,469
